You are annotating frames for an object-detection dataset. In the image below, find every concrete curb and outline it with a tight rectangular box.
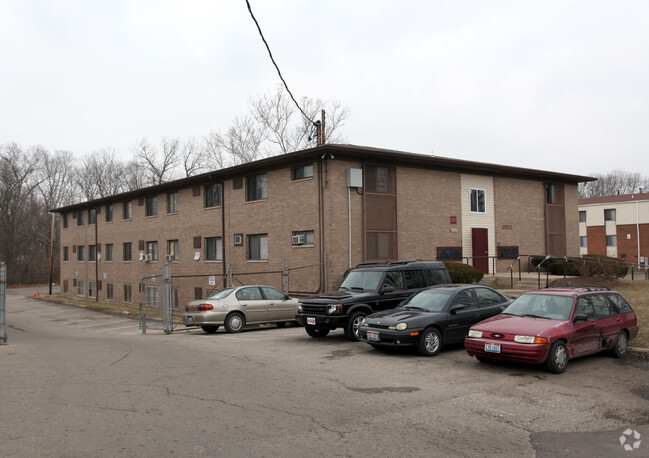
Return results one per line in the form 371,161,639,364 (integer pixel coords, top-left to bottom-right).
629,347,649,359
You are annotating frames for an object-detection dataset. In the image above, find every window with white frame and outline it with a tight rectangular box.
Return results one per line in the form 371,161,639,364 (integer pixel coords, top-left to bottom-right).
292,230,315,246
579,211,586,223
247,234,268,260
606,235,617,247
604,209,616,221
205,237,223,261
470,189,486,213
77,280,85,296
580,236,587,247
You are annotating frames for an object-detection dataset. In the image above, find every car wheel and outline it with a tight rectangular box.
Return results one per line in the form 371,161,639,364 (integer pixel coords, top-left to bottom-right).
344,312,367,341
418,328,442,356
544,341,568,374
276,322,287,328
224,313,245,333
201,325,219,334
610,332,628,358
305,326,330,338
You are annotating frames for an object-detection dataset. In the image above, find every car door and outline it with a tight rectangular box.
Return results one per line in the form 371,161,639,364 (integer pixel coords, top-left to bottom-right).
261,286,295,321
591,293,623,346
474,287,509,320
444,288,480,344
235,287,267,324
570,296,601,357
375,271,411,311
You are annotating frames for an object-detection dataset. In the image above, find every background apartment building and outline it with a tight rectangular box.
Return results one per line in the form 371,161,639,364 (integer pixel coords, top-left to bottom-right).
578,192,649,266
54,144,590,307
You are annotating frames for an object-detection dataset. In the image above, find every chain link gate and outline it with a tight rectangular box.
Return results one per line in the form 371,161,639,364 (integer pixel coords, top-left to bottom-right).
139,263,174,334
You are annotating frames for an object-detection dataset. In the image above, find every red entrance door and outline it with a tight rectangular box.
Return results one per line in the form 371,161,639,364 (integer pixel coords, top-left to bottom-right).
472,228,489,273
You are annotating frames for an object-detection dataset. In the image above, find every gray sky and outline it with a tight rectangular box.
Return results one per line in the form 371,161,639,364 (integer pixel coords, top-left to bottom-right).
2,0,648,176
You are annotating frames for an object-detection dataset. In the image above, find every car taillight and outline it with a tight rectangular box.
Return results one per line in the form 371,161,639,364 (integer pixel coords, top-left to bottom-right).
197,304,214,311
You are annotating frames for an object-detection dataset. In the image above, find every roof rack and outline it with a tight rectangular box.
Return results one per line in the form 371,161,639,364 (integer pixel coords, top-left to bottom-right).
354,262,389,268
545,285,611,292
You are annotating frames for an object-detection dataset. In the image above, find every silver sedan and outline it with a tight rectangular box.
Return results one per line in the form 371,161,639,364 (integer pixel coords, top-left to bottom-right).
182,285,300,334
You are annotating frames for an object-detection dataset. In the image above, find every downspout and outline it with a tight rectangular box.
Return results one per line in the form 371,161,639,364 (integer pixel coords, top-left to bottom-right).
318,156,325,293
94,207,99,303
221,180,227,287
637,199,641,268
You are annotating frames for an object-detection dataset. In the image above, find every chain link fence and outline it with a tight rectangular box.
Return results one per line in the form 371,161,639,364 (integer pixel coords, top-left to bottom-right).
1,262,6,344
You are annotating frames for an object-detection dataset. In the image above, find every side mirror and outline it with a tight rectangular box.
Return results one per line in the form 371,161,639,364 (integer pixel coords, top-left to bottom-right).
284,294,290,301
573,314,588,324
382,285,394,293
449,304,465,314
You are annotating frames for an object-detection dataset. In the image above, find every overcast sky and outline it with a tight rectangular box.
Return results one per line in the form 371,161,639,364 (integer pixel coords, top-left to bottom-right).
2,1,648,177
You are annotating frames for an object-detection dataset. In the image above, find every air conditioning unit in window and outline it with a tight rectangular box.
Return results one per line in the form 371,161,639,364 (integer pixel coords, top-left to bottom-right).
144,254,152,262
292,234,305,245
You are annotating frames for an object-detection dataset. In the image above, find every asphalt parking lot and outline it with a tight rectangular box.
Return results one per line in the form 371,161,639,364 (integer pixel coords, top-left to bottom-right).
2,288,648,456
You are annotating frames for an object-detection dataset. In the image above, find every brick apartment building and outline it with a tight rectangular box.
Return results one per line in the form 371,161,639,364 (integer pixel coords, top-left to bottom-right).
53,144,591,307
578,192,649,266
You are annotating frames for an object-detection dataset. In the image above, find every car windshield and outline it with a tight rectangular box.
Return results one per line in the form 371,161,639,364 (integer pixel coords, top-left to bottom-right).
401,290,452,312
206,287,236,300
338,271,383,292
502,294,573,321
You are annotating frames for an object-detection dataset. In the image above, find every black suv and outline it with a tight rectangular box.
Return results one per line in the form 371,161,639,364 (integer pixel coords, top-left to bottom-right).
296,261,451,341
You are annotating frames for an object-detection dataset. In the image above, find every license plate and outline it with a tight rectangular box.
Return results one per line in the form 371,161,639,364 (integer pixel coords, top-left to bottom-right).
485,342,501,353
307,317,316,326
367,331,379,342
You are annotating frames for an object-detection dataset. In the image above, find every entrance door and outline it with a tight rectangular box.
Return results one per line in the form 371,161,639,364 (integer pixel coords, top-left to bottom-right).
472,228,489,273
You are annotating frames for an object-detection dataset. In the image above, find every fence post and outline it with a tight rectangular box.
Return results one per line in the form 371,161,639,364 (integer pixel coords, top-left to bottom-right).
1,262,6,344
282,257,289,294
163,263,172,334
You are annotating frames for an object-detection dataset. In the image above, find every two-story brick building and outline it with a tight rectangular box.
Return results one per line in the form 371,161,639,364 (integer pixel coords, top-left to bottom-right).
578,192,649,266
53,144,591,307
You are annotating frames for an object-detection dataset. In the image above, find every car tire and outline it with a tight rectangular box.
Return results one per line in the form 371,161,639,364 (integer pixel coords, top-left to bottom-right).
305,326,330,338
610,332,628,358
344,311,367,341
544,340,568,374
418,328,442,356
201,325,219,334
224,313,245,333
276,322,287,328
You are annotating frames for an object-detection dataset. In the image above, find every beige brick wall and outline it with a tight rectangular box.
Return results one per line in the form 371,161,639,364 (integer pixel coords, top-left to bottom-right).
564,183,580,257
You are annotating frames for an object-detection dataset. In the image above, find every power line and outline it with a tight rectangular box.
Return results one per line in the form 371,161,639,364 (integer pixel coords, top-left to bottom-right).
244,0,317,127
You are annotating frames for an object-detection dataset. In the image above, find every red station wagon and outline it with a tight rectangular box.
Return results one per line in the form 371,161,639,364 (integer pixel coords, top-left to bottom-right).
464,287,639,374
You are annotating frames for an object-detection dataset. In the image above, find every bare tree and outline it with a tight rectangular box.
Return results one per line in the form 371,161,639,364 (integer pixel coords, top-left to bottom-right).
579,170,649,198
181,137,207,177
74,149,128,201
204,116,265,169
133,137,180,185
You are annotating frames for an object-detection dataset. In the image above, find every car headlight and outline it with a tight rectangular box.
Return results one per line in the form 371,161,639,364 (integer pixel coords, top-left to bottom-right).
514,335,548,344
467,330,483,338
297,304,303,313
327,304,343,314
395,322,408,331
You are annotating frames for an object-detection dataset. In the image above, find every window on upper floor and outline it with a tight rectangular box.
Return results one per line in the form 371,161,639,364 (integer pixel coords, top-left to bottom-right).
292,164,313,181
63,213,68,228
146,241,158,261
606,235,617,247
77,210,84,226
205,237,223,261
105,204,113,222
89,245,97,261
604,209,616,221
246,175,267,202
63,246,69,261
105,243,113,261
123,201,132,219
292,230,314,246
123,242,132,262
77,245,85,261
167,192,178,213
145,196,158,216
470,188,486,213
546,184,556,204
579,211,586,222
205,184,222,208
167,240,179,261
580,236,588,247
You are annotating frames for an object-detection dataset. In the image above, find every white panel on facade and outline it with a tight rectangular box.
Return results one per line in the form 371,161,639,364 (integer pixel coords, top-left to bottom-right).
460,174,496,273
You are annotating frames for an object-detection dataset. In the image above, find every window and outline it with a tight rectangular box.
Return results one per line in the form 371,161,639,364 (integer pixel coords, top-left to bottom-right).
236,287,263,301
475,287,506,307
168,240,179,261
77,210,84,226
123,201,132,219
546,184,556,204
205,237,223,261
204,184,222,208
77,280,85,297
89,245,97,261
167,192,178,213
451,289,477,309
404,270,427,289
437,247,462,260
591,294,615,319
292,230,315,246
246,174,267,202
366,166,393,193
497,246,519,259
383,271,405,291
106,283,114,301
578,236,588,248
106,244,113,261
105,204,113,222
88,209,96,224
124,284,132,303
78,246,85,261
63,279,68,293
260,286,285,300
63,213,68,228
292,164,313,181
146,241,158,261
606,235,617,247
579,211,586,223
470,189,486,213
604,209,616,221
247,234,268,260
145,196,158,216
88,281,97,298
123,242,132,262
145,286,159,306
63,247,69,262
607,293,632,314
